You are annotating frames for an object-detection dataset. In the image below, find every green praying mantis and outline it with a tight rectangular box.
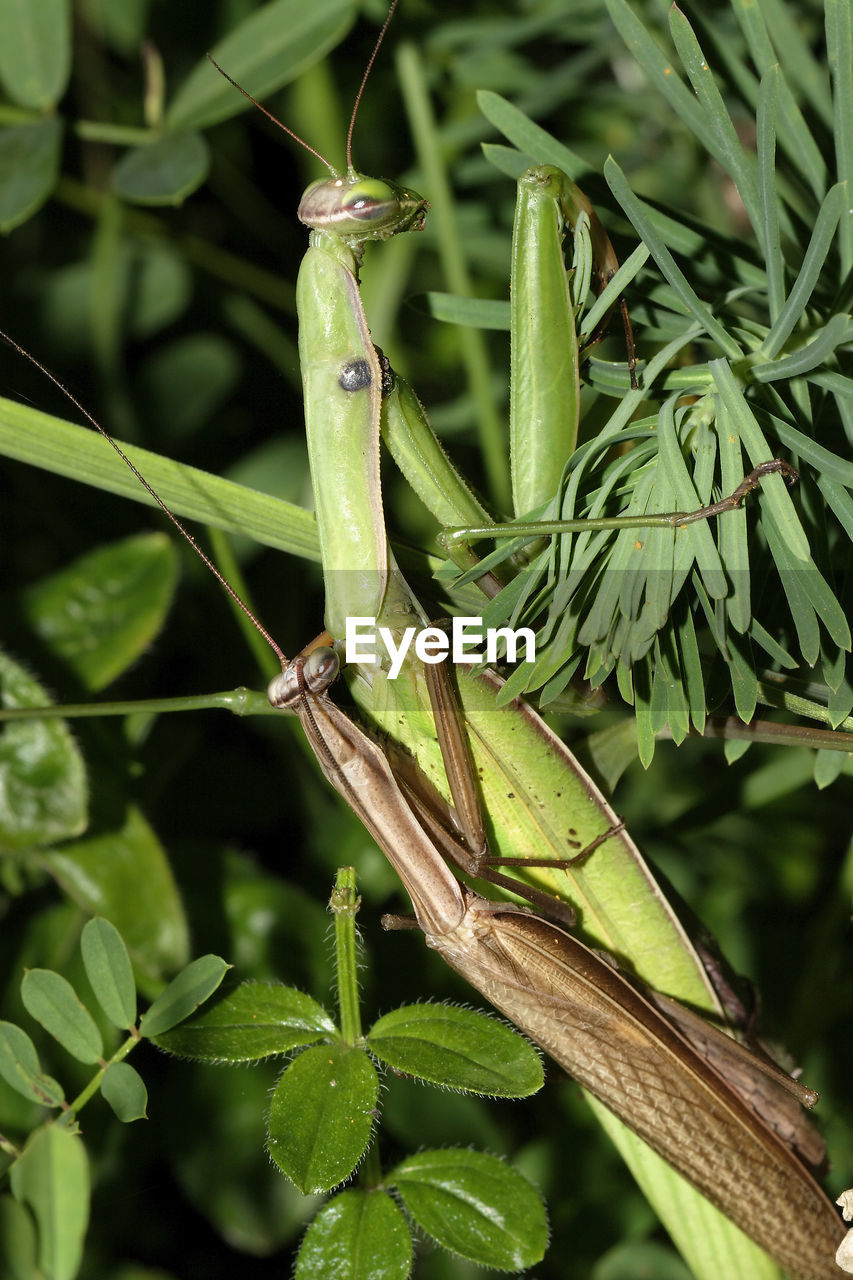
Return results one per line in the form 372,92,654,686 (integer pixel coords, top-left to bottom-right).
0,2,848,1278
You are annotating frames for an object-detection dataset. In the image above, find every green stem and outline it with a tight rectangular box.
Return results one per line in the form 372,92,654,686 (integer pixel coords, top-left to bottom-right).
701,716,853,752
396,43,510,512
0,689,278,722
757,679,853,732
330,868,362,1045
67,1030,140,1116
75,120,155,145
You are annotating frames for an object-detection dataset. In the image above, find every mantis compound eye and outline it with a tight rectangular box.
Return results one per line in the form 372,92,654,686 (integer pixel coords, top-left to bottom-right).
302,646,340,692
267,646,341,709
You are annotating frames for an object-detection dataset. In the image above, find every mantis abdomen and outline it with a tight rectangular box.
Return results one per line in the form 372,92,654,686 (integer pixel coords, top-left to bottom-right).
429,894,844,1280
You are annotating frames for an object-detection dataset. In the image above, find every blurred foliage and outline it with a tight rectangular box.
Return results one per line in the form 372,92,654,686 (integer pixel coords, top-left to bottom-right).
0,1,850,1278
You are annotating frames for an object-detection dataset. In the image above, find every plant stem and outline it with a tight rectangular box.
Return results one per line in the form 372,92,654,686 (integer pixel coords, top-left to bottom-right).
330,868,363,1045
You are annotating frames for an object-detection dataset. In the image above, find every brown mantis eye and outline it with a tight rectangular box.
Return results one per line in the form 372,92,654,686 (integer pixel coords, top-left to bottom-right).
267,647,340,710
302,646,340,692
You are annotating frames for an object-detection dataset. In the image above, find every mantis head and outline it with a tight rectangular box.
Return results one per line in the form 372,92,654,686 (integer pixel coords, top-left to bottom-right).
298,173,428,242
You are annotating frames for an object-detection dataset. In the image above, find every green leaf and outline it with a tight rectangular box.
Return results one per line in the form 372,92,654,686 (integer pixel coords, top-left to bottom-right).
154,980,335,1061
604,158,742,360
10,1123,90,1280
20,970,103,1064
759,184,845,359
100,1062,148,1122
424,292,510,330
0,1021,65,1108
668,7,760,232
709,359,810,562
0,0,70,108
0,1193,39,1280
0,398,321,564
392,1148,547,1270
0,649,87,852
594,1239,693,1279
827,0,853,273
367,1004,543,1097
477,90,593,178
80,918,136,1030
137,334,242,442
139,955,229,1038
21,533,179,693
0,118,63,232
44,806,190,986
112,133,210,206
267,1043,378,1193
295,1190,412,1280
167,0,358,132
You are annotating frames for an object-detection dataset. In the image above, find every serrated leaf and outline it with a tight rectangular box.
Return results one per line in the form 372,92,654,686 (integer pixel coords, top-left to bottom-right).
368,1004,542,1097
21,970,103,1064
0,118,63,231
80,918,136,1030
112,133,210,206
154,980,335,1061
10,1123,89,1280
100,1062,148,1122
267,1043,377,1193
0,649,87,852
0,1021,65,1108
0,0,70,109
21,533,179,693
295,1189,412,1280
139,955,229,1037
392,1149,547,1270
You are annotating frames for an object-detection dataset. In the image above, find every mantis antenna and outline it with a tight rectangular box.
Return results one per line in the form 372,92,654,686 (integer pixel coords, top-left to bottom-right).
207,0,401,179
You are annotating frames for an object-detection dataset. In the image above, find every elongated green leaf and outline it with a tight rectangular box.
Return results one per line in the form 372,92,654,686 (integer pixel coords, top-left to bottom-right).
709,360,810,561
100,1062,148,1122
267,1043,377,1193
167,0,357,132
0,1022,64,1108
21,970,103,1064
10,1124,89,1280
604,159,742,359
140,955,229,1037
735,4,826,200
827,0,853,273
752,313,853,381
477,89,593,178
0,397,320,563
606,0,730,160
392,1149,547,1270
0,0,70,108
80,918,136,1030
368,1003,542,1096
669,7,760,232
295,1190,412,1280
154,981,335,1061
424,292,510,330
760,184,845,358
